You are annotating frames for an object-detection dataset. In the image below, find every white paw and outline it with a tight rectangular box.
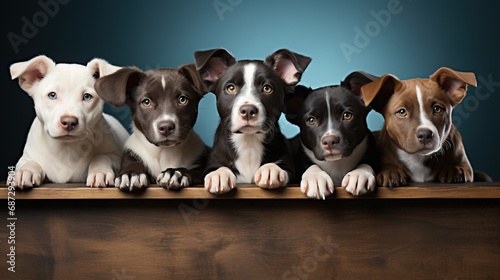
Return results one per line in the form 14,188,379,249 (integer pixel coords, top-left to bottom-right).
157,169,190,190
204,167,236,194
342,165,376,196
115,173,149,192
86,170,115,187
300,165,334,200
15,169,43,189
254,163,288,189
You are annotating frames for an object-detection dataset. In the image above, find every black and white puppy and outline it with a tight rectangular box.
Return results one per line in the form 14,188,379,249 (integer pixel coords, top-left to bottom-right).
195,48,311,194
95,64,209,191
285,72,380,199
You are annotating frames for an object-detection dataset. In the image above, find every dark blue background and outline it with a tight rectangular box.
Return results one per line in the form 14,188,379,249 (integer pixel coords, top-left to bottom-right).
2,0,499,180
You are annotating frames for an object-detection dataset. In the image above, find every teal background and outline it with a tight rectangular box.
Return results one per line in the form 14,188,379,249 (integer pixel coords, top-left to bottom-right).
2,0,499,180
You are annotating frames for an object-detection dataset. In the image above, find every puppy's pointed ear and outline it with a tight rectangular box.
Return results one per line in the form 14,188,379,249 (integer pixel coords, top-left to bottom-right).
265,49,311,86
95,67,144,107
10,55,56,93
87,58,121,79
178,63,207,96
284,85,313,125
341,71,379,99
361,74,402,113
430,67,476,107
194,48,236,89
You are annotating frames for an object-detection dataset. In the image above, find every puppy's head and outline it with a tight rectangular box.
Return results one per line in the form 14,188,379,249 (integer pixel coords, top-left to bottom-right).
361,67,476,155
10,55,120,141
285,71,376,161
194,48,311,134
95,64,207,147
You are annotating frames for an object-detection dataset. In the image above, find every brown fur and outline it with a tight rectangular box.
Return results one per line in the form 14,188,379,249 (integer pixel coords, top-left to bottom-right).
362,67,477,187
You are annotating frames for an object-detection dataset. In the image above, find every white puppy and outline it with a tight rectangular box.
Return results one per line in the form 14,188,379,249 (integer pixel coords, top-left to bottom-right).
10,55,129,188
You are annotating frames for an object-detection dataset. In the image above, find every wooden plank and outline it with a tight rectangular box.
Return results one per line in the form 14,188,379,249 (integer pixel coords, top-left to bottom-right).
1,199,499,280
2,182,500,199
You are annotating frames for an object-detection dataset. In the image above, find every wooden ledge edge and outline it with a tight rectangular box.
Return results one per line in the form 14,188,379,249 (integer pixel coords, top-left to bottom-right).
1,182,500,200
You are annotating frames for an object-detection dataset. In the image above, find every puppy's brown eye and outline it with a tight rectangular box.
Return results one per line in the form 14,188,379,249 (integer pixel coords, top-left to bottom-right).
433,105,444,114
262,84,273,94
178,95,188,105
396,108,408,118
226,83,237,94
306,116,318,126
141,98,152,108
342,112,353,121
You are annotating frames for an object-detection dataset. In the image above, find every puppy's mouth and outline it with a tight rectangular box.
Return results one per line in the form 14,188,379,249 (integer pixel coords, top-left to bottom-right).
234,125,265,134
322,151,343,161
53,135,81,142
153,139,182,147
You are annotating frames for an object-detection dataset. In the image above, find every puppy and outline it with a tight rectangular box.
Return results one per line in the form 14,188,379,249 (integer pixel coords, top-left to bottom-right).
194,48,311,194
361,67,477,187
10,55,128,188
285,71,380,199
95,64,209,191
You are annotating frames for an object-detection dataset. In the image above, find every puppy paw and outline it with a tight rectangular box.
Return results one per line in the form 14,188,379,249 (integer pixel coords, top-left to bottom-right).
86,170,115,187
300,165,334,200
377,167,409,188
115,173,149,192
14,169,43,189
157,168,191,189
254,163,288,189
438,166,473,183
204,167,236,194
342,166,376,196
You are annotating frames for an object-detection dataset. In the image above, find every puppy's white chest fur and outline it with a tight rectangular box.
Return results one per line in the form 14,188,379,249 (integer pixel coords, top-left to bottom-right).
396,149,433,182
231,133,265,183
126,127,204,177
305,136,368,185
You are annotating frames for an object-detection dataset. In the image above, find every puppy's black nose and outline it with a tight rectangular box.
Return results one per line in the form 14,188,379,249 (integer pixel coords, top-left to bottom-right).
417,128,434,145
158,121,175,136
239,104,258,121
60,116,78,131
321,135,340,151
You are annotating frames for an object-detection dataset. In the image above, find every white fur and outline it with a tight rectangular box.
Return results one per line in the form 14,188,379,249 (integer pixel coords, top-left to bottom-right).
302,136,375,198
161,75,166,90
396,149,433,182
116,126,205,190
10,56,127,188
231,133,265,183
230,64,266,132
205,167,236,194
416,85,440,154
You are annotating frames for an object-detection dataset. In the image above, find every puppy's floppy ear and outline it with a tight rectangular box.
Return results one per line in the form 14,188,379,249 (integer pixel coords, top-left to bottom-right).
194,48,236,88
178,63,208,96
95,67,145,107
430,67,477,107
10,55,56,93
87,58,121,79
284,85,313,125
341,71,379,99
361,74,402,113
265,49,312,86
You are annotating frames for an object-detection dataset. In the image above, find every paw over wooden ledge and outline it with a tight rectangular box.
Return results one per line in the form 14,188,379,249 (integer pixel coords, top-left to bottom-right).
1,182,499,280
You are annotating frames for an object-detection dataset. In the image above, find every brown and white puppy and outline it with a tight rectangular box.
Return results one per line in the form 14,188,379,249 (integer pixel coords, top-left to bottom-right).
95,65,209,191
361,67,476,187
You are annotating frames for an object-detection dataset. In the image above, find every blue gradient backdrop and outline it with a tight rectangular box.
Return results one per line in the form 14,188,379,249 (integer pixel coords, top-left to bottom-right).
2,0,499,180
